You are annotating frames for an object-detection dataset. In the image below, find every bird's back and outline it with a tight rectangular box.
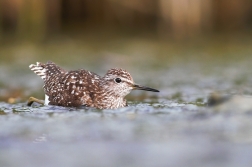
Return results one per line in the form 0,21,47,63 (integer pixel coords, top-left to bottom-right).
29,62,101,107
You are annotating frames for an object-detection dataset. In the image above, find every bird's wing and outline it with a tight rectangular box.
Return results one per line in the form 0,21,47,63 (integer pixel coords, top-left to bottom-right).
53,70,99,107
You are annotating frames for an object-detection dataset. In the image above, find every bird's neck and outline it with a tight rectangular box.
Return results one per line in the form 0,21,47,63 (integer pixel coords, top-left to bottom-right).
93,91,126,109
93,81,127,109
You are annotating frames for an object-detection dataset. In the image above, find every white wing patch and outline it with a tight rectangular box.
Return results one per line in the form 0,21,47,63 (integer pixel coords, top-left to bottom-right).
44,94,49,105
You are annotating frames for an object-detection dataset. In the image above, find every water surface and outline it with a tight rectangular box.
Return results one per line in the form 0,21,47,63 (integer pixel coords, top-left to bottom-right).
1,33,252,167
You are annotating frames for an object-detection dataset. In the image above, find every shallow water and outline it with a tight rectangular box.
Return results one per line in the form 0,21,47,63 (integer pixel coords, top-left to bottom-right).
1,33,252,167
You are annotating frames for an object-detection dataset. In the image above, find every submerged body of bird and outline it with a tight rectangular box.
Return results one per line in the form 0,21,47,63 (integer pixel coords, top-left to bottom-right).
28,62,159,109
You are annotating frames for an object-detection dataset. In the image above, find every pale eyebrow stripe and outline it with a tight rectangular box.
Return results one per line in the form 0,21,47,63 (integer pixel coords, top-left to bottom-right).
121,78,134,85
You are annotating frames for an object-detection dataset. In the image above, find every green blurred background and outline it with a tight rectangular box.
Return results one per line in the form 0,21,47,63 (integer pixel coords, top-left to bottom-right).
0,0,252,103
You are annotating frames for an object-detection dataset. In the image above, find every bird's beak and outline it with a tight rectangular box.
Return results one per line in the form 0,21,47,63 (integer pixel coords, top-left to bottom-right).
133,84,159,92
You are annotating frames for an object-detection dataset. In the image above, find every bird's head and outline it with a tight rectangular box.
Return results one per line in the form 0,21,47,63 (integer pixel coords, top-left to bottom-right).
102,68,159,97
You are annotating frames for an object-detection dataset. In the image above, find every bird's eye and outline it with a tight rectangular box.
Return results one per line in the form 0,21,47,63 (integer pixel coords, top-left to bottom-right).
115,78,121,83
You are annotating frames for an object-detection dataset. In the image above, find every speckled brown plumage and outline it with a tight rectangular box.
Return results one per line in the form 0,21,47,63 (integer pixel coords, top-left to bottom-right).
29,61,159,109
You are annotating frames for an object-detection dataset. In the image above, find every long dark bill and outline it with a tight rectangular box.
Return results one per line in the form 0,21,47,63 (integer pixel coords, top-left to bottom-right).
133,84,159,92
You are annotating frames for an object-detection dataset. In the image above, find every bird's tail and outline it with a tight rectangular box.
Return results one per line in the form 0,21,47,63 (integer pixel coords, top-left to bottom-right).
29,62,47,80
29,61,65,81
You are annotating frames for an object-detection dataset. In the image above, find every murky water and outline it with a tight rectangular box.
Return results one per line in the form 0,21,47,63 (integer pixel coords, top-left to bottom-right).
1,33,252,167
